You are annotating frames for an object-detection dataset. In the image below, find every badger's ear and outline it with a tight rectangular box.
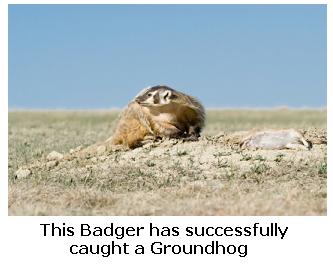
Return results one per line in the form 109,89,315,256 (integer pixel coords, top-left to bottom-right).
169,92,177,99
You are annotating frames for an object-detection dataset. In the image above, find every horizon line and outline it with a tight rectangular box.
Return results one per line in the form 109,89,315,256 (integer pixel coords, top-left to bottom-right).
8,106,327,112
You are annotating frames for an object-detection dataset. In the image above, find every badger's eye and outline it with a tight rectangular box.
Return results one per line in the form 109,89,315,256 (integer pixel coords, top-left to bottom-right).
147,93,152,97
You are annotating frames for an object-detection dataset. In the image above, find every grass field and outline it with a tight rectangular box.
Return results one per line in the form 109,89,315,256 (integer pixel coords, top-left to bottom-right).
8,109,327,215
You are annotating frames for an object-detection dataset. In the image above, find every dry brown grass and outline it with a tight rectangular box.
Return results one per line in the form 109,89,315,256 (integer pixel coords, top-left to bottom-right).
8,109,327,215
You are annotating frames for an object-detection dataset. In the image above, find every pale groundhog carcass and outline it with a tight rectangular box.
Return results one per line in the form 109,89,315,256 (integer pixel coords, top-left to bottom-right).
239,129,312,150
107,85,206,148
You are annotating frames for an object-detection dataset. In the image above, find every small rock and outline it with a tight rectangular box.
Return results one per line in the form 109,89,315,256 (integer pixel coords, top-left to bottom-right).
96,145,106,155
160,138,178,147
47,151,64,161
15,168,31,179
70,146,83,154
142,142,154,149
85,165,93,170
99,155,107,161
46,160,59,170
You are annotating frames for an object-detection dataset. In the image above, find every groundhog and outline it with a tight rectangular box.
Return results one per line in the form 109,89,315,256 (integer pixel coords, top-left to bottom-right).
239,129,312,150
107,85,205,148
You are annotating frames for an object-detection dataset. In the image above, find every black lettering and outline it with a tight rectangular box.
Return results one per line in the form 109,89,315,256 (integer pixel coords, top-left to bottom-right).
100,245,111,257
114,226,125,239
81,224,91,236
171,227,179,236
238,245,248,257
40,223,50,236
206,227,215,236
67,226,75,236
243,226,252,236
224,227,233,236
215,227,224,236
234,227,243,236
151,242,163,254
185,226,193,236
135,245,145,254
92,226,102,236
149,223,160,236
70,245,78,255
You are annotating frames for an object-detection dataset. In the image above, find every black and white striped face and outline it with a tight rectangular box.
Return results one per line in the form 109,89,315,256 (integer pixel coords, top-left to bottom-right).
135,85,177,106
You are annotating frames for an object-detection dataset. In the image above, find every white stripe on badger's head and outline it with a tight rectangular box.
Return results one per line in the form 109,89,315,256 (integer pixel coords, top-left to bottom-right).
134,85,175,107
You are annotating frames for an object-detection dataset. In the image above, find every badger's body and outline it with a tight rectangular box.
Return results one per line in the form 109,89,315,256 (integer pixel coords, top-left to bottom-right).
108,85,205,148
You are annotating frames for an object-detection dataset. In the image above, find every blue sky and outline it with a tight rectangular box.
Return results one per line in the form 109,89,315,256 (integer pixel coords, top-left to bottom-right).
9,4,326,109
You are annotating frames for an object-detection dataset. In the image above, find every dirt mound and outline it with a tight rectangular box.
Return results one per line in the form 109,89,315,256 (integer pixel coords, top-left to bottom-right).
300,128,327,144
16,128,326,179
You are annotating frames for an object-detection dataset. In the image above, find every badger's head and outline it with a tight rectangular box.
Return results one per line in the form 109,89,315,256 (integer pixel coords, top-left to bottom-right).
134,85,178,107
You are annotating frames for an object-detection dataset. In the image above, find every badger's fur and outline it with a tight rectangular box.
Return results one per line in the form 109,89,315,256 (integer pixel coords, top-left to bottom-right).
107,85,205,148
